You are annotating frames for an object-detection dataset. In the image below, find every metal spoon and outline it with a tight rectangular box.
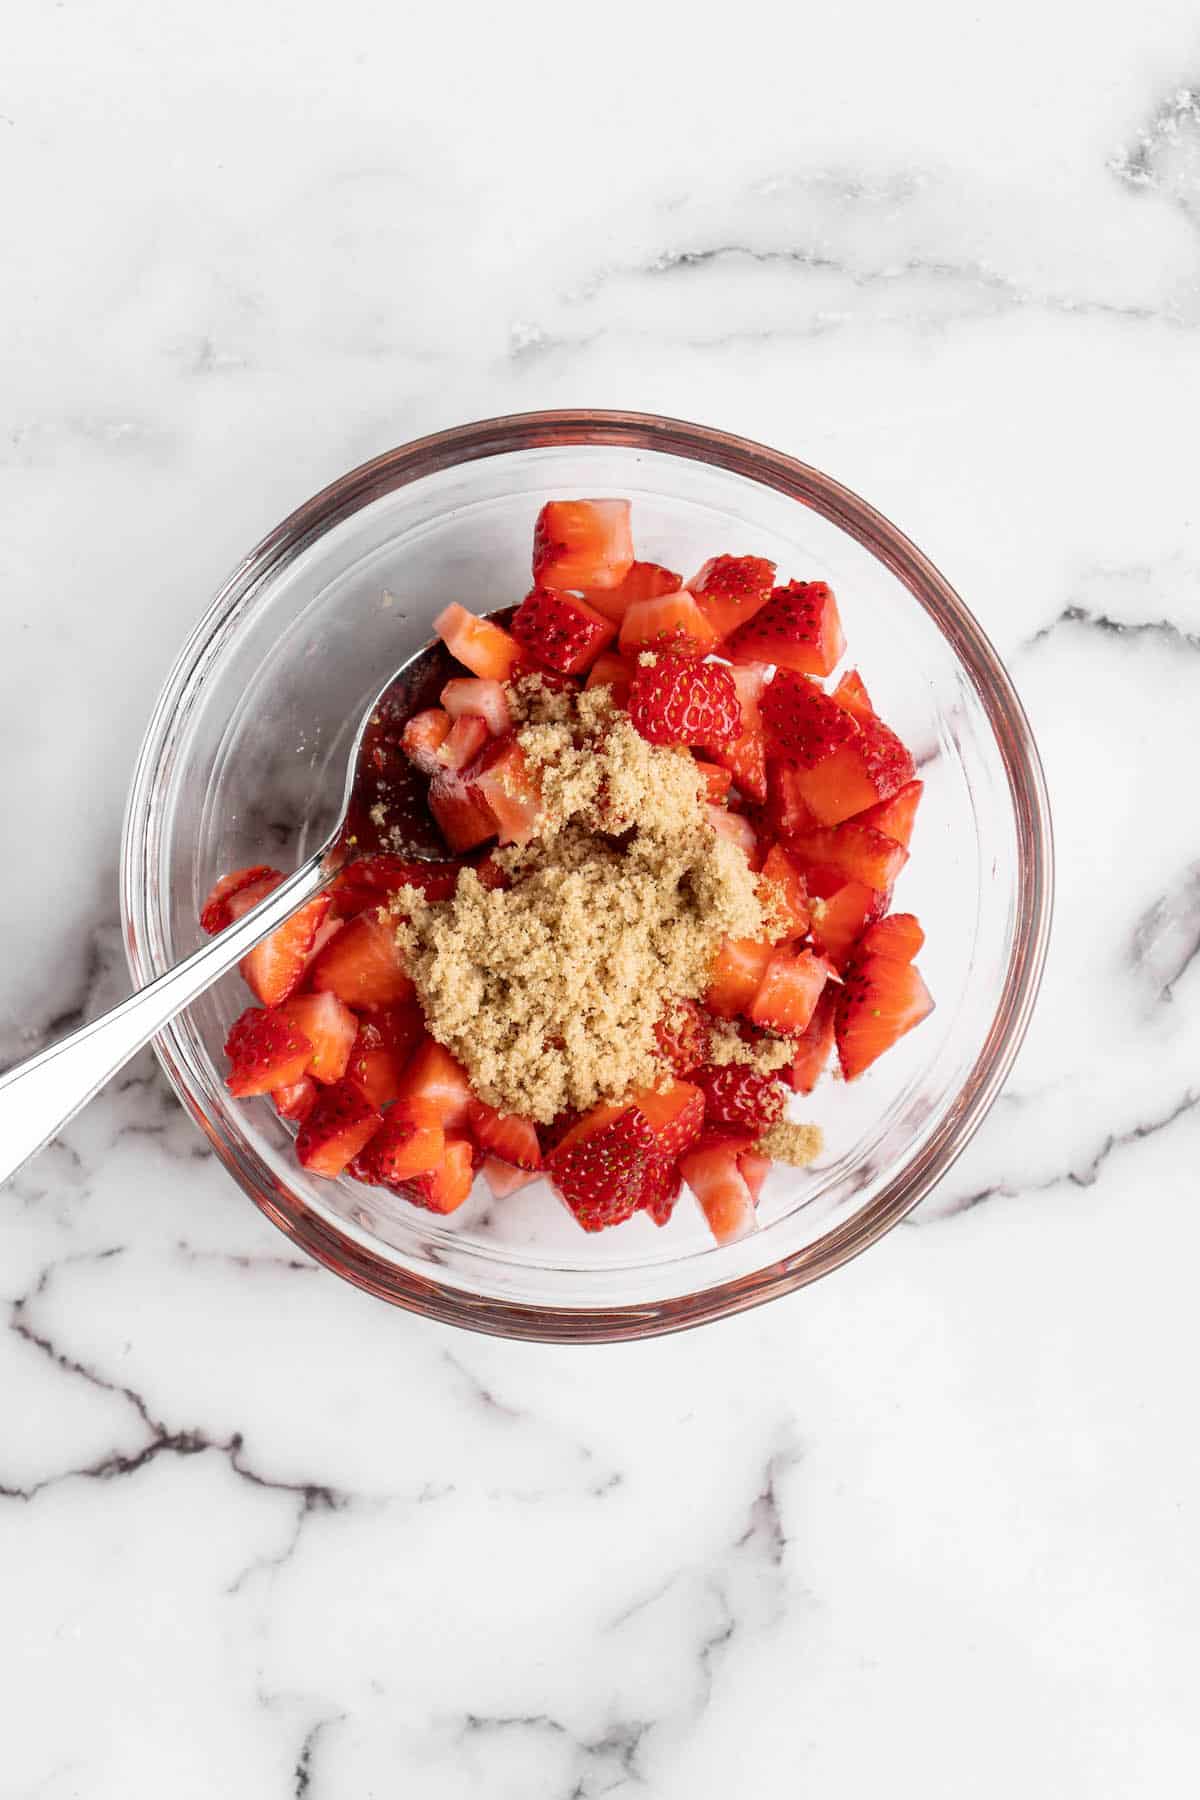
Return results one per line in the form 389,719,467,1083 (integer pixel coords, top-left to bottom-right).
0,624,468,1187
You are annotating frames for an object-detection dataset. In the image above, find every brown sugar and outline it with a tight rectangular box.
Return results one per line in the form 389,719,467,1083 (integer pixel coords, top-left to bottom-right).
755,1120,824,1166
394,685,766,1122
706,1021,794,1074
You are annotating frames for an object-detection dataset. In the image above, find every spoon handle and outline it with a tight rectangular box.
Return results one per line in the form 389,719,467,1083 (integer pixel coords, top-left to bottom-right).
0,855,331,1188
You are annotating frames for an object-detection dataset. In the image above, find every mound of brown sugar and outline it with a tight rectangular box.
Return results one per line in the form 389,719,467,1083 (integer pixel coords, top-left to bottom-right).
393,684,767,1122
755,1120,824,1166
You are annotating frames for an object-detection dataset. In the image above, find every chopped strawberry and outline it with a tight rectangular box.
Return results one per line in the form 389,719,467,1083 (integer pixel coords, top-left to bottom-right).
272,1076,319,1122
704,937,772,1018
632,1079,706,1162
200,865,282,935
759,669,858,766
582,561,682,623
692,760,733,805
511,587,617,675
435,714,490,773
836,954,934,1080
240,894,334,1007
583,651,633,707
295,1080,383,1177
738,1149,771,1203
708,663,768,803
785,987,837,1093
275,991,358,1084
725,580,845,677
856,912,926,963
532,499,634,592
790,822,908,893
807,881,887,967
855,779,923,849
482,1156,539,1199
224,871,286,923
831,668,874,721
467,1097,542,1170
689,555,776,640
758,844,810,940
224,1006,314,1097
394,1036,473,1128
398,1136,477,1214
332,855,463,915
308,909,414,1006
639,1155,684,1227
469,738,543,847
345,1001,424,1107
679,1139,757,1244
694,1065,784,1133
762,761,818,839
618,590,719,658
793,712,917,826
401,708,453,774
428,767,497,853
653,997,711,1076
628,657,741,749
434,603,524,681
473,851,512,891
360,1108,445,1185
707,804,757,861
747,945,832,1035
440,677,512,735
548,1103,654,1231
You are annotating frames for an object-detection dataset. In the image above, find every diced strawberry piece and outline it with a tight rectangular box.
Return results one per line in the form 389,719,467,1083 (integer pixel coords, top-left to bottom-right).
272,1076,319,1122
548,1102,655,1232
653,997,711,1076
394,1037,473,1128
467,1097,542,1170
757,844,810,940
785,987,837,1093
428,767,497,853
793,712,917,826
708,664,768,803
469,738,543,848
240,894,334,1007
295,1080,383,1177
275,991,357,1084
582,561,682,623
694,1065,784,1133
831,668,874,721
704,937,772,1018
224,1006,314,1098
855,779,923,849
738,1149,771,1203
790,822,908,893
836,954,934,1080
725,580,846,677
679,1139,757,1245
224,872,286,923
694,761,734,804
639,1155,684,1227
583,651,633,707
440,677,512,736
760,668,858,766
707,805,757,861
747,946,832,1036
308,909,414,1006
628,657,741,749
632,1079,706,1162
399,1136,476,1214
332,855,463,915
618,589,719,658
532,499,634,592
762,761,818,840
472,852,512,892
857,912,926,963
402,708,453,774
344,1000,424,1107
436,714,491,773
200,865,282,935
807,881,887,967
689,555,776,640
361,1108,445,1185
511,587,617,675
482,1156,539,1199
434,604,524,681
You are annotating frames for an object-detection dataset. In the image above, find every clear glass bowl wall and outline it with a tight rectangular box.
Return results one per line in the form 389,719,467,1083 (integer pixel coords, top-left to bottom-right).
122,415,1051,1340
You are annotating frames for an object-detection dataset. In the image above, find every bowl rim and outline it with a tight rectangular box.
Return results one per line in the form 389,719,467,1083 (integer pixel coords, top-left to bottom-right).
120,407,1054,1342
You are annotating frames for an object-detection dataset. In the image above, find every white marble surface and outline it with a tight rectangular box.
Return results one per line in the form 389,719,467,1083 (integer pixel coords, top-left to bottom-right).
3,2,1200,1793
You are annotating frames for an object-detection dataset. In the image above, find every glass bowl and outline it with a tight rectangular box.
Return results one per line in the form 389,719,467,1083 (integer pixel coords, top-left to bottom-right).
120,410,1052,1342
